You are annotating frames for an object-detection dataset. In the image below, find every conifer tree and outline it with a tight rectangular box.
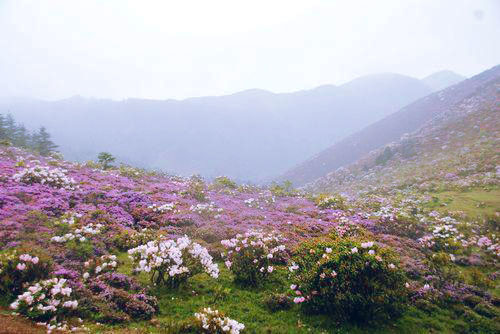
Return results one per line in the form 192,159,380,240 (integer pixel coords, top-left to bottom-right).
34,126,58,156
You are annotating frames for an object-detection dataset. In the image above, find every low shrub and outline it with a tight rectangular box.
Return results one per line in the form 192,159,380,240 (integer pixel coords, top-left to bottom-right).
315,194,347,210
290,238,408,323
194,307,245,333
128,236,219,287
221,230,287,286
10,278,78,322
82,254,119,279
112,228,156,251
12,165,77,190
0,247,52,298
263,293,293,312
76,273,158,323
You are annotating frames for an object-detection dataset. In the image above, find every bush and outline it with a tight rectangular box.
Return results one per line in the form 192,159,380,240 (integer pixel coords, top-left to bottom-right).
10,278,78,322
263,293,292,312
221,230,287,286
193,307,245,333
112,228,156,251
290,238,408,323
82,254,119,279
77,273,158,323
213,176,237,189
269,181,296,197
128,236,219,287
315,194,347,210
97,152,115,170
0,247,52,298
186,176,207,202
12,165,77,190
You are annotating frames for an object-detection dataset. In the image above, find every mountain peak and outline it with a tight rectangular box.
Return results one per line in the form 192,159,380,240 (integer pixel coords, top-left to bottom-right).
422,70,466,91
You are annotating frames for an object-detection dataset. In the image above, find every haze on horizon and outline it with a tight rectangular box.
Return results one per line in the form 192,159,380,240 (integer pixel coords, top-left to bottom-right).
1,0,499,101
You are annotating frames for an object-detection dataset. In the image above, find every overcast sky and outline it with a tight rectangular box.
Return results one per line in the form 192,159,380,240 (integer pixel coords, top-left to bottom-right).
1,0,499,101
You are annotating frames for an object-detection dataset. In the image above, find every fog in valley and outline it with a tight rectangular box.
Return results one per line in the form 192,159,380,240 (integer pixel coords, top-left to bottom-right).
1,0,499,182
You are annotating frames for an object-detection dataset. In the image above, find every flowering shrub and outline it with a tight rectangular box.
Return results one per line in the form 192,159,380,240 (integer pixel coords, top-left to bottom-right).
263,293,293,312
13,165,77,190
83,254,119,279
213,176,237,190
190,202,223,218
221,230,286,286
290,238,408,323
112,228,157,251
0,248,52,297
149,203,176,213
128,236,219,287
193,307,245,333
316,194,347,210
51,222,103,243
418,223,463,252
10,278,78,322
77,273,158,323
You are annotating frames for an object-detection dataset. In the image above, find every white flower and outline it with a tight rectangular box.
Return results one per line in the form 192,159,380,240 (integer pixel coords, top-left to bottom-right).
361,241,374,248
351,247,358,254
325,247,332,253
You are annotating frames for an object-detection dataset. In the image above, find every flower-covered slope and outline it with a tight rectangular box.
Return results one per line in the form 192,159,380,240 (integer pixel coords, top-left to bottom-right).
307,75,500,196
0,148,372,250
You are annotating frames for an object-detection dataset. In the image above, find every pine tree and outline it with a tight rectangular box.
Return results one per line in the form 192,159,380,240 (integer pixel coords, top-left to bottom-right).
13,124,29,148
97,152,116,169
34,126,58,156
0,114,7,140
4,113,17,142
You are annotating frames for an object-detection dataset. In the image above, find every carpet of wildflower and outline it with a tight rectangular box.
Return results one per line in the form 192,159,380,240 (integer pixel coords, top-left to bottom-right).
0,142,499,333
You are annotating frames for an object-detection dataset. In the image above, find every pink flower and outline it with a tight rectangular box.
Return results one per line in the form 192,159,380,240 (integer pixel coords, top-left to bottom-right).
16,263,26,271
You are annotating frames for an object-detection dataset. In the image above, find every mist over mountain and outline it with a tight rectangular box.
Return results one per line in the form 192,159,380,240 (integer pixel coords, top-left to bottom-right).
422,70,466,91
0,73,432,182
280,65,498,186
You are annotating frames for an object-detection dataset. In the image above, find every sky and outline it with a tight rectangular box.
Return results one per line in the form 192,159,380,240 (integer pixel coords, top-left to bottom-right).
0,0,499,101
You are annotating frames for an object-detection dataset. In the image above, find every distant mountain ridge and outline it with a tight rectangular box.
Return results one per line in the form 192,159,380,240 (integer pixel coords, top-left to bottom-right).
306,74,499,195
422,70,466,91
0,72,434,182
279,65,498,186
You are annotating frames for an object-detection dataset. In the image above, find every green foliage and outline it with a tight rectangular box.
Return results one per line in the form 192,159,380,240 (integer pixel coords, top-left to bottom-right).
426,252,461,288
467,268,493,289
291,238,408,323
98,152,116,169
269,180,296,197
0,246,52,299
0,113,57,155
263,293,293,312
186,175,207,202
32,126,58,156
213,176,237,189
112,229,156,251
221,231,286,287
66,239,95,261
315,193,347,210
375,146,394,166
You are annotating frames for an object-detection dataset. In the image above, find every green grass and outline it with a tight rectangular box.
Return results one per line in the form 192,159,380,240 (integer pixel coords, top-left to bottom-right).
428,187,500,218
85,253,490,334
